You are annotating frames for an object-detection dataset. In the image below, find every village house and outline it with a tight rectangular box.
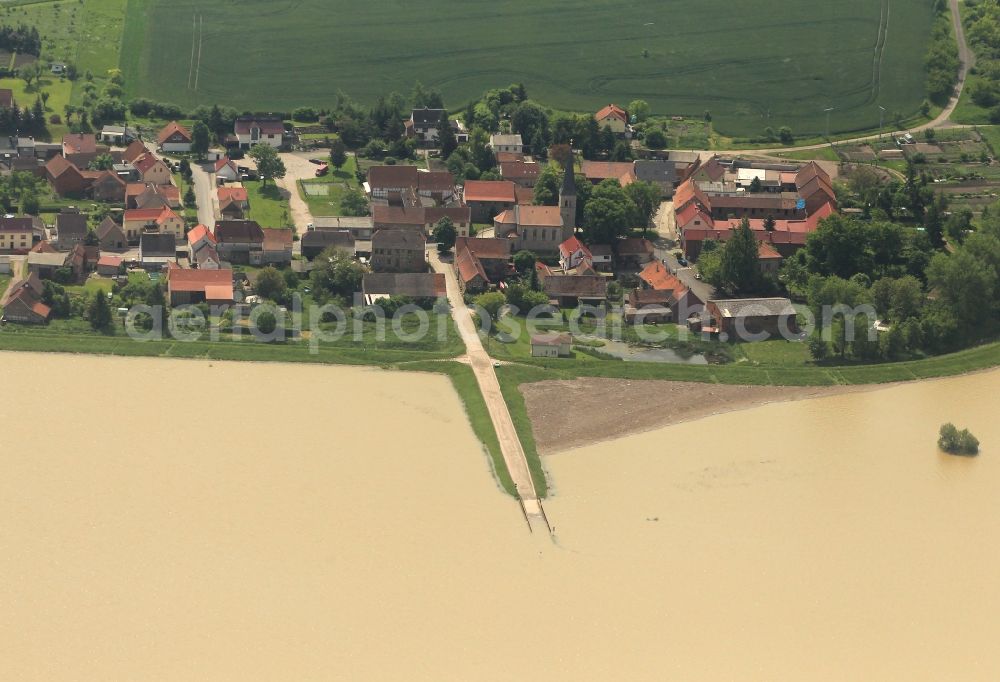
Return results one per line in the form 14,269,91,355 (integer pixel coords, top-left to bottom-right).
301,229,355,261
126,182,181,210
633,159,681,198
758,241,783,275
96,217,127,251
581,160,636,187
214,220,265,265
234,116,285,149
55,211,88,251
0,217,37,253
366,166,456,203
674,159,837,260
62,133,108,167
167,268,235,306
26,250,73,281
595,103,630,137
310,216,375,240
631,260,701,323
99,124,138,146
132,153,173,185
530,332,573,358
218,186,250,219
139,233,177,270
454,236,511,293
371,229,426,273
45,156,89,196
123,207,185,242
372,204,471,237
0,272,50,324
96,254,123,276
187,224,221,270
536,262,607,308
404,108,469,144
122,140,148,164
589,243,613,272
499,160,540,188
89,171,126,202
489,134,523,155
157,121,193,153
702,297,798,339
616,237,655,269
361,272,446,305
215,157,240,182
261,228,293,265
368,165,419,199
463,180,518,222
558,235,591,271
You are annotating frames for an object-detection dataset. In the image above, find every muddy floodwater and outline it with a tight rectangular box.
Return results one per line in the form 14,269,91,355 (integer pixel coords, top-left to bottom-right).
1,353,998,680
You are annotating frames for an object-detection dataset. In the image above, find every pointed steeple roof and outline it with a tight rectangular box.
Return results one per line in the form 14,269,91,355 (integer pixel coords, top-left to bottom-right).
561,153,576,197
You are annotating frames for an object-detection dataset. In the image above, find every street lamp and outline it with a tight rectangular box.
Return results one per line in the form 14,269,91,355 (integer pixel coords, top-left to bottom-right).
824,107,835,142
878,105,886,141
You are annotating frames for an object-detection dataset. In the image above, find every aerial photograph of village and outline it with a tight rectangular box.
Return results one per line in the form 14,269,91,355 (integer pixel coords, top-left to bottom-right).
0,0,998,679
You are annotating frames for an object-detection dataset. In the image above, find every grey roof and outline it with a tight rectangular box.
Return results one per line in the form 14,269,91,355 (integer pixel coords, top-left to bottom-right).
372,228,425,250
312,216,373,230
96,217,125,240
709,298,796,318
140,232,177,257
56,212,88,237
542,274,607,299
362,273,444,298
634,160,678,186
411,108,445,126
27,251,68,267
302,229,355,250
490,134,523,147
561,154,576,197
215,220,264,244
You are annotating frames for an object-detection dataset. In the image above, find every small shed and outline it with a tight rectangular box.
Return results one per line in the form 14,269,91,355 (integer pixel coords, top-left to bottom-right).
530,332,572,358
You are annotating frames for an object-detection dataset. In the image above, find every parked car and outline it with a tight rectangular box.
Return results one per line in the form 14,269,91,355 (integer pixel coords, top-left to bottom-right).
309,158,325,165
677,255,688,267
315,164,329,177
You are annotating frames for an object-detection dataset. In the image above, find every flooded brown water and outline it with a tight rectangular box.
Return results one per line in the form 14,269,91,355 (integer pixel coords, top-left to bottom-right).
1,353,998,680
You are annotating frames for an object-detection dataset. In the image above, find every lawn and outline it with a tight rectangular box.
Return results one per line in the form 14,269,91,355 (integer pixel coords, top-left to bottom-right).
119,0,935,137
298,155,361,216
0,74,72,139
244,180,292,228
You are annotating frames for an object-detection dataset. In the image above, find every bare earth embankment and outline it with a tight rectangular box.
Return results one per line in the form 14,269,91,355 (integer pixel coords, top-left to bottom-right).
522,378,861,454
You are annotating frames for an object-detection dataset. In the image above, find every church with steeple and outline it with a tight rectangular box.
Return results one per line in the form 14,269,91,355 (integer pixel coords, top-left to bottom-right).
492,152,578,253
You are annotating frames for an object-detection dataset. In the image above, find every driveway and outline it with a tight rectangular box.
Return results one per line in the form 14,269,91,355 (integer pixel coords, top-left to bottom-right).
277,151,332,235
190,162,217,228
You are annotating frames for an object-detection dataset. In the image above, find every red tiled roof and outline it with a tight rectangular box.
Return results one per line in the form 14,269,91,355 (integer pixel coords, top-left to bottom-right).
455,236,511,260
133,154,166,174
368,164,419,189
638,260,688,297
758,242,783,259
168,268,233,293
263,228,293,250
157,121,192,145
122,140,147,163
187,224,216,245
62,133,97,155
217,187,249,203
559,235,590,259
97,255,123,268
464,180,516,203
581,160,636,186
417,170,454,193
495,205,562,228
595,103,628,123
499,161,540,180
215,157,236,173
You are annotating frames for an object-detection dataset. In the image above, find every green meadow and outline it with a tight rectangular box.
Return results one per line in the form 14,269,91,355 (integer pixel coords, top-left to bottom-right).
118,0,935,137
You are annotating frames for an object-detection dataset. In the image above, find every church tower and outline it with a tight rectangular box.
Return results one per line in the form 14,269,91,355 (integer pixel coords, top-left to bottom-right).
559,152,577,239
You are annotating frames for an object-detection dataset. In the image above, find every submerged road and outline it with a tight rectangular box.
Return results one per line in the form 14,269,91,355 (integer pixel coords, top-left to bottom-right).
428,249,542,511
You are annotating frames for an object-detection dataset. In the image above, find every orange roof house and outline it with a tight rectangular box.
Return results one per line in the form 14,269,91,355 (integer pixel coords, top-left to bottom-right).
167,268,234,306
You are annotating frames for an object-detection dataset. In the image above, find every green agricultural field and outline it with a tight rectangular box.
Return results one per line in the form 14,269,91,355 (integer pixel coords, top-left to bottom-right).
119,0,935,137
